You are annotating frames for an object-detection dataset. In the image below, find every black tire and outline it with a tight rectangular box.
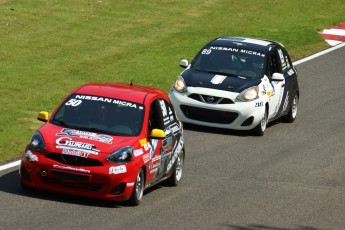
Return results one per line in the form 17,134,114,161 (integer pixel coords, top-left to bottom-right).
282,93,298,123
167,150,184,186
252,107,268,136
128,168,145,206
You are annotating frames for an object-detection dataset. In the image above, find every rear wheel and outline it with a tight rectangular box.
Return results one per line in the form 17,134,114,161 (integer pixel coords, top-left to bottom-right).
252,107,267,136
282,93,298,123
128,168,144,206
167,150,184,186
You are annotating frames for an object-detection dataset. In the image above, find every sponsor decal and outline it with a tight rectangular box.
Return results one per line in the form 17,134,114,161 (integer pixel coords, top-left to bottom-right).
204,46,266,57
143,153,150,163
133,148,144,157
53,164,90,173
74,95,137,108
25,150,38,161
255,101,264,107
127,182,135,187
201,48,212,55
151,155,161,163
287,69,294,76
159,100,168,117
211,75,226,84
140,138,147,147
109,165,127,175
167,137,184,172
170,123,180,134
238,49,265,57
262,78,275,97
149,154,161,174
62,148,89,158
149,139,158,158
282,91,289,112
278,49,287,70
65,99,82,107
150,168,158,174
163,117,170,126
143,142,151,151
285,57,291,69
56,137,100,155
57,128,113,144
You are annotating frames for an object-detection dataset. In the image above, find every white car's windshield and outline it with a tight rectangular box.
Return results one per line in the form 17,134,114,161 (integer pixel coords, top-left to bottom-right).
190,46,266,79
51,94,145,136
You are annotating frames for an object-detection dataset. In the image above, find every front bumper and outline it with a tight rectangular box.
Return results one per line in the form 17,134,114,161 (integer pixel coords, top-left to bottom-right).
169,87,266,130
19,151,138,202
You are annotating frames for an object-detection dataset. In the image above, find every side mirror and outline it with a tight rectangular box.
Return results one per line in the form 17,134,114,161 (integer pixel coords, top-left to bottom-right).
271,73,284,81
179,59,189,68
149,129,165,139
37,111,49,122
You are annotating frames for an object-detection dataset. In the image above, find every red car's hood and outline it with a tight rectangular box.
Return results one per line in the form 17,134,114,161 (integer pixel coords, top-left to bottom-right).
39,123,140,158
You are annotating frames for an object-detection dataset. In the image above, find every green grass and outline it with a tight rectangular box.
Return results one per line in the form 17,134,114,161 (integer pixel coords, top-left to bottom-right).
1,0,345,163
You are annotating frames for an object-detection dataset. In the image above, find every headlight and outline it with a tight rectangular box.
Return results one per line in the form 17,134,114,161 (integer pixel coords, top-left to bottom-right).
236,86,259,101
107,146,133,164
173,76,187,93
28,131,46,152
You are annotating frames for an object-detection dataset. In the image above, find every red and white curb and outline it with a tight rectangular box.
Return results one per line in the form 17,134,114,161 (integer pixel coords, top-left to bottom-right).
320,22,345,46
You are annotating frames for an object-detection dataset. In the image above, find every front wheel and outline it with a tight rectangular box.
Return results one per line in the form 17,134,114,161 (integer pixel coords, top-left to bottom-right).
282,93,298,123
252,107,267,136
167,150,184,186
128,168,145,206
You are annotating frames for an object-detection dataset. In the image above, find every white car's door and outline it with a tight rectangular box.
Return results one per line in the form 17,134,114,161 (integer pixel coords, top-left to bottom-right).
268,73,285,120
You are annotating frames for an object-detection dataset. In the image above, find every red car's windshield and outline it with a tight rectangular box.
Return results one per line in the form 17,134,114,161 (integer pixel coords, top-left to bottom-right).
51,94,145,136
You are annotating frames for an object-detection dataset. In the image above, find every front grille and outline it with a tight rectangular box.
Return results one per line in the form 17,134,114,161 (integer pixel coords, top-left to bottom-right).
180,105,238,124
188,94,234,104
46,153,103,166
40,170,102,191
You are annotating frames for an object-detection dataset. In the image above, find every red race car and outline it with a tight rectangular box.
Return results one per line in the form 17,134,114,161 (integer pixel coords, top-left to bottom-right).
19,82,185,205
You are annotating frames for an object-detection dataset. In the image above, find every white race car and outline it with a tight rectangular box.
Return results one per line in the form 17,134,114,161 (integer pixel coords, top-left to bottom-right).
169,37,299,135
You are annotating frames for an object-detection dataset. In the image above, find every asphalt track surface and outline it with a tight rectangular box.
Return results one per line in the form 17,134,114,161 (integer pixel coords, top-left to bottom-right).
1,45,345,230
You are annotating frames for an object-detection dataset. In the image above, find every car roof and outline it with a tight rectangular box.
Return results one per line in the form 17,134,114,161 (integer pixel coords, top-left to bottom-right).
72,82,167,104
205,37,283,53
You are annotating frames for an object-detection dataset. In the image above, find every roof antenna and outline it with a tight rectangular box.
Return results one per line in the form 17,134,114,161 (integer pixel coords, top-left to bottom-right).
130,79,133,86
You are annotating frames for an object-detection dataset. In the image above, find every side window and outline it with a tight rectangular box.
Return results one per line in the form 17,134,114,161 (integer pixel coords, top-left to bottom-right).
148,98,180,134
268,50,283,77
280,48,292,72
148,99,164,132
162,100,179,126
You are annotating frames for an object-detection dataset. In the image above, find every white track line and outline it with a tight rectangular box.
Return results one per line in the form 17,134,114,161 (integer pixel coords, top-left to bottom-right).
1,42,345,172
0,160,21,172
293,42,345,66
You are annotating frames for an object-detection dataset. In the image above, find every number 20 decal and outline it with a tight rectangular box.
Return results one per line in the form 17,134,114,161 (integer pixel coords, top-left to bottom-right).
65,99,82,107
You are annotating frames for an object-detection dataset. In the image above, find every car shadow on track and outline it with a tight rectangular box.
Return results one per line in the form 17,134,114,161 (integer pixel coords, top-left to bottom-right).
0,169,164,208
223,224,321,230
182,121,281,136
